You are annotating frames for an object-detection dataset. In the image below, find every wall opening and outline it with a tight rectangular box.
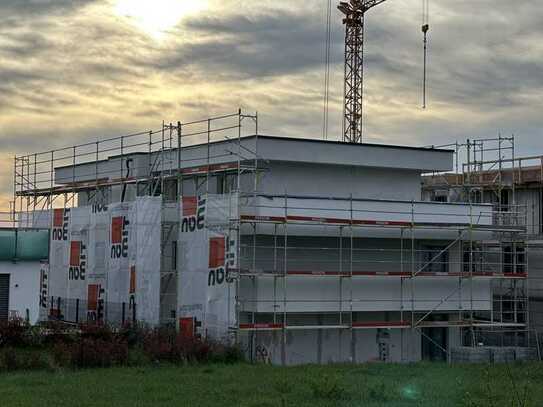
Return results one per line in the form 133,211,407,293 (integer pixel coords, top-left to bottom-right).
421,315,448,361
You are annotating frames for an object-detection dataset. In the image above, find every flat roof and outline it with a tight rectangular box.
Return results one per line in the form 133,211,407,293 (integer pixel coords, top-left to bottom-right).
55,134,454,174
251,135,455,153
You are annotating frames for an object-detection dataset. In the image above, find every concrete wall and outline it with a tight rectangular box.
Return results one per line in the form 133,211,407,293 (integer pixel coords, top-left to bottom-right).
244,196,494,225
0,261,41,324
242,322,423,365
242,313,464,365
259,162,423,201
239,236,493,314
254,137,453,172
240,277,491,314
56,137,453,187
56,154,151,185
245,329,420,365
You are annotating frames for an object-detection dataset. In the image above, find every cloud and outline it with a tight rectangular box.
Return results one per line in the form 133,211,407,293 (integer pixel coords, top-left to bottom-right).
0,0,96,17
0,0,542,211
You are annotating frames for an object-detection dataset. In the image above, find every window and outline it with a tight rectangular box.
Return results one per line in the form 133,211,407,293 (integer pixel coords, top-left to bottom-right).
421,245,449,273
502,244,525,274
163,180,178,202
500,189,509,212
470,190,482,203
432,195,447,203
194,176,206,195
217,173,236,194
463,245,483,273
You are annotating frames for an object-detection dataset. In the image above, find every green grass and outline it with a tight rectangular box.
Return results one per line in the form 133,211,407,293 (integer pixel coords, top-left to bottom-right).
0,362,542,407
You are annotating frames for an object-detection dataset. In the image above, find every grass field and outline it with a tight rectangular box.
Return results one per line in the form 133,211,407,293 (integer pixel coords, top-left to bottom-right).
0,362,541,407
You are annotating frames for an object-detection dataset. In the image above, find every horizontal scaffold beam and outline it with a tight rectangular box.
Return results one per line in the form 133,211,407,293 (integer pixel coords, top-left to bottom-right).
235,269,528,279
240,215,525,232
237,320,526,332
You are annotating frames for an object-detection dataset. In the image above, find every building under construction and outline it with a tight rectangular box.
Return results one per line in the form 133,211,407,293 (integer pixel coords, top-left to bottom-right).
6,111,539,364
423,136,543,356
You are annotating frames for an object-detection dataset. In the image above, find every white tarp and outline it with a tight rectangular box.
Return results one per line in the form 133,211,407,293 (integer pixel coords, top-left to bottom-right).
46,197,162,325
178,194,237,340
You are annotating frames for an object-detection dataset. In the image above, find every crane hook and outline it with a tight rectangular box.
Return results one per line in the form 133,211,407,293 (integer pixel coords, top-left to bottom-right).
422,1,430,109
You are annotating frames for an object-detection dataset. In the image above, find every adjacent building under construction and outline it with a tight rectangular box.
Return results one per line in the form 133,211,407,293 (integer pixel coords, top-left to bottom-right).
3,111,541,364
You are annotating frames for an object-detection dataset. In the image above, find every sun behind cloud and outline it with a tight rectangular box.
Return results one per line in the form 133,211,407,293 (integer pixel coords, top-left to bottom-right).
114,0,208,39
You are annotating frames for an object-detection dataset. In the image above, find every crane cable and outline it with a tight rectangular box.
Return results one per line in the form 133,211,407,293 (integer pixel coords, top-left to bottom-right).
422,0,430,109
322,0,332,140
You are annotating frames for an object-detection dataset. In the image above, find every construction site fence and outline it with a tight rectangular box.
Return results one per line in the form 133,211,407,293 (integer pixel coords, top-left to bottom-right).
46,297,137,327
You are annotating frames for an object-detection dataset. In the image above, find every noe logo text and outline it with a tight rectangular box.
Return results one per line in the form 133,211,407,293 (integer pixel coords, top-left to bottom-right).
111,216,129,259
181,196,206,233
69,241,86,281
208,236,236,287
52,208,70,241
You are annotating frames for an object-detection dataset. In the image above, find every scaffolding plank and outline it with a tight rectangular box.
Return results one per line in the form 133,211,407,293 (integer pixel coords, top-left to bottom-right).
236,269,528,279
239,214,524,231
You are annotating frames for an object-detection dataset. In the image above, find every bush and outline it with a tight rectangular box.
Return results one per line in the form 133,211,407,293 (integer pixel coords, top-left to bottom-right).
208,343,244,364
140,327,240,364
142,328,174,362
79,324,115,342
0,318,31,348
39,321,77,347
0,321,243,371
127,348,151,367
0,347,20,371
52,337,129,369
119,323,149,348
72,337,129,368
141,327,204,363
173,334,212,363
52,342,73,368
0,348,56,372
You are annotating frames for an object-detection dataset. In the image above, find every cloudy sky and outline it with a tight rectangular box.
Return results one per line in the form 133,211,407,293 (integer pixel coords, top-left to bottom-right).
1,0,542,209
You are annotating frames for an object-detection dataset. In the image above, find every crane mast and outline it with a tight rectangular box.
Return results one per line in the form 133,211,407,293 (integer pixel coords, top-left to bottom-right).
338,0,387,143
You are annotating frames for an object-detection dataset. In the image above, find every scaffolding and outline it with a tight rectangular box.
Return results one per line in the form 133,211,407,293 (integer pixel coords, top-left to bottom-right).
12,109,259,327
233,194,530,363
424,135,543,216
10,116,536,362
423,135,542,356
13,110,258,221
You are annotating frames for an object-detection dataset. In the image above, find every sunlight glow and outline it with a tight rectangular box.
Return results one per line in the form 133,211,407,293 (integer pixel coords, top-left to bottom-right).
114,0,208,38
401,384,421,401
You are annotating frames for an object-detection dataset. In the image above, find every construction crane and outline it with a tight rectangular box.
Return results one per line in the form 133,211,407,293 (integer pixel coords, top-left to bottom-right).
338,0,388,143
338,0,430,143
